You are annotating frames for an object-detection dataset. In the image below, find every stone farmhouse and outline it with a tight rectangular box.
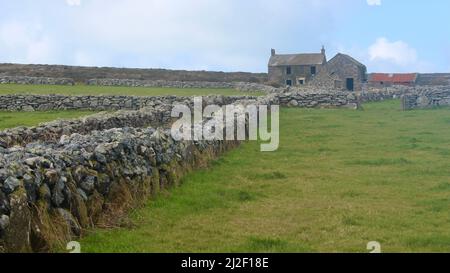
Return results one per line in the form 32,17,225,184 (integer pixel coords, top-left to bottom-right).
268,47,367,91
268,47,327,87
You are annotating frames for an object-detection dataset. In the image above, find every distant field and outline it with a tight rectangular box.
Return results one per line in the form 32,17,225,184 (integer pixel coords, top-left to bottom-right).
80,100,450,253
0,110,96,130
0,84,264,97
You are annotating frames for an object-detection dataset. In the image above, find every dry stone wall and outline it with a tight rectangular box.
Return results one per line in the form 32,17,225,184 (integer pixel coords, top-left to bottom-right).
278,91,359,109
0,95,251,148
0,94,277,253
0,94,255,112
401,86,450,110
0,86,368,113
358,86,410,102
0,76,75,86
0,82,421,253
86,79,277,93
0,127,240,252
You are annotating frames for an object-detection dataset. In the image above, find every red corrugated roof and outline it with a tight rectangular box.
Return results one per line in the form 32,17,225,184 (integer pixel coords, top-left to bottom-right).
370,73,417,83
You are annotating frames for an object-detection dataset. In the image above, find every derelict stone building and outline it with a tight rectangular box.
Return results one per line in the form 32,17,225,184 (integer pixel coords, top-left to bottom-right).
310,53,367,91
268,48,367,91
268,47,327,87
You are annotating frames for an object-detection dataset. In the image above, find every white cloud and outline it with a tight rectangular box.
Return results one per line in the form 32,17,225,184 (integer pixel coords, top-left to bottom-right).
63,0,349,71
0,21,58,64
367,0,381,6
369,37,417,66
66,0,81,6
74,51,94,66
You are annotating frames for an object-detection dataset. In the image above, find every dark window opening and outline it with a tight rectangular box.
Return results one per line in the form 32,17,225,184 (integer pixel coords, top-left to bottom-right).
298,79,304,85
346,78,354,91
311,66,316,75
286,66,292,75
286,80,292,86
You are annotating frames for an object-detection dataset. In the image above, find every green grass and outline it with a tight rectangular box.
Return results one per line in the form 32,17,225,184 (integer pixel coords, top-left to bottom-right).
75,100,450,252
0,111,96,130
0,83,263,97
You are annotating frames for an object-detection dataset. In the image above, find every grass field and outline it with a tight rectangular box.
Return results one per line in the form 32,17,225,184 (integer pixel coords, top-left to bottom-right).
78,100,450,253
0,84,263,97
0,110,96,130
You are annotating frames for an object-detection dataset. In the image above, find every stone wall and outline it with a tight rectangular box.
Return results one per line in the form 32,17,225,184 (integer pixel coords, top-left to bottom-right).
0,96,252,149
0,84,418,252
401,86,450,110
0,94,255,112
0,75,275,94
0,90,361,150
278,91,359,109
416,73,450,86
86,79,276,93
86,78,235,88
359,86,410,102
0,127,240,252
0,93,277,252
0,85,367,113
0,76,75,86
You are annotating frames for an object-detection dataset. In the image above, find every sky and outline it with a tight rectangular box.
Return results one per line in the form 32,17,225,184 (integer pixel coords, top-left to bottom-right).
0,0,449,73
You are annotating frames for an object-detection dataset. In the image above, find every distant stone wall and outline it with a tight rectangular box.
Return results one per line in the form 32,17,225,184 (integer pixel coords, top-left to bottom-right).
0,76,75,86
0,75,274,93
278,91,359,109
416,73,450,86
0,95,252,148
86,79,276,93
401,86,450,110
0,90,362,151
0,87,367,115
359,86,411,102
86,78,235,88
0,94,256,112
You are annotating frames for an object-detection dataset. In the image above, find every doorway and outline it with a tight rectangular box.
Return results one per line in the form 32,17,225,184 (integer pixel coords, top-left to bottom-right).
346,78,354,91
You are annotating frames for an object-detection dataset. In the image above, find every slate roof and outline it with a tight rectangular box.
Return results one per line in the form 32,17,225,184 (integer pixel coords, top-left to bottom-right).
329,53,366,68
268,53,326,67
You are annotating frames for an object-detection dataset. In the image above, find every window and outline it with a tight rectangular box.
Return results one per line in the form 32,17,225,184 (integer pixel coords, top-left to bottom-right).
286,80,292,86
311,66,316,75
286,66,292,75
298,80,304,85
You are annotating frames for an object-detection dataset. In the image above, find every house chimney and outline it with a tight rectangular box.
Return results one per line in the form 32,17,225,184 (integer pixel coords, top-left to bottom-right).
271,48,276,56
321,45,325,55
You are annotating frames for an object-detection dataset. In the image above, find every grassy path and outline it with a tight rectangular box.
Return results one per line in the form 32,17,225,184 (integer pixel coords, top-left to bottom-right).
0,110,96,130
0,84,263,97
73,100,449,252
